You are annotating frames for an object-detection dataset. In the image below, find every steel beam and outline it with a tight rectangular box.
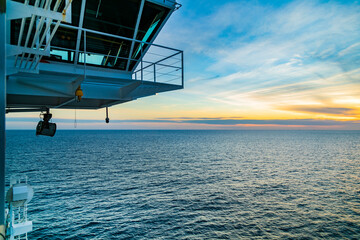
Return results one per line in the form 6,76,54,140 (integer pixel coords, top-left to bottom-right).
29,0,62,69
53,98,75,108
132,5,175,71
59,23,181,52
33,0,74,69
6,108,45,113
7,0,63,21
125,0,145,71
0,0,6,232
74,0,87,65
181,51,184,88
7,44,50,57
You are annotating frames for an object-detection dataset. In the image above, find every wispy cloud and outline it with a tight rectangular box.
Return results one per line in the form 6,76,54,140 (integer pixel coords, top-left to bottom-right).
7,1,360,130
278,107,355,115
157,0,360,122
6,117,360,130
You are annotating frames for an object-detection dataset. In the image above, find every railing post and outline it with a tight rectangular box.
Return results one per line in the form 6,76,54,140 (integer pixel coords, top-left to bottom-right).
84,31,86,78
153,64,156,82
0,0,7,233
140,47,143,82
126,0,145,71
74,0,87,65
181,51,184,87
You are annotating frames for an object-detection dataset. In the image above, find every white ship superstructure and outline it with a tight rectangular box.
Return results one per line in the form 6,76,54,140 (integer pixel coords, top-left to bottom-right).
0,0,183,238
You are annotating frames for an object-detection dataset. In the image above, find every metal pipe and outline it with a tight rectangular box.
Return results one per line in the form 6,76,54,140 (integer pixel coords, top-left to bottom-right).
84,31,86,78
181,51,184,87
132,5,175,71
24,0,51,68
0,0,6,228
49,45,145,64
58,23,182,52
153,64,156,82
95,0,102,18
126,0,145,71
53,98,75,108
113,43,123,66
29,0,62,69
140,47,143,82
19,0,40,68
74,0,87,65
31,0,52,49
34,0,73,69
47,47,181,68
33,20,60,69
105,106,109,123
6,108,45,113
14,0,29,67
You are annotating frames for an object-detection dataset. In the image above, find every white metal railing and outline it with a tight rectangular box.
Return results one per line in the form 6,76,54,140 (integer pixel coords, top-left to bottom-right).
51,23,184,87
7,0,184,87
6,0,73,71
133,48,183,86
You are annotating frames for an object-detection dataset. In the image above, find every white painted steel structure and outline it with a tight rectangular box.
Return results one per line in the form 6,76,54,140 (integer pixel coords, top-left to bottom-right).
1,0,183,238
6,0,183,110
5,177,34,240
1,0,7,238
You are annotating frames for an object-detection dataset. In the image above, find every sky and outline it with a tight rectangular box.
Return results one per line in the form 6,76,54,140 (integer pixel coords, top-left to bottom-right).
7,0,360,130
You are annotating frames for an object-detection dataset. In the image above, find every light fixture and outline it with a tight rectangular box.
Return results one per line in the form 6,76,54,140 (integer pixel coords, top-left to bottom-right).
36,108,56,137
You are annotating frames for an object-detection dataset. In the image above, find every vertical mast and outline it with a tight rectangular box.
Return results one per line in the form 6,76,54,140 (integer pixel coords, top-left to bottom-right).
0,0,6,235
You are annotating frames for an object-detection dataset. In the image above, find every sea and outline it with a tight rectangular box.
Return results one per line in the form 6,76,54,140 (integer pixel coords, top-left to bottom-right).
5,130,360,239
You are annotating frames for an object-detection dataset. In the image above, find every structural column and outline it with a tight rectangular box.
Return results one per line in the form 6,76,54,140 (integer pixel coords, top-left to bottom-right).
0,0,6,236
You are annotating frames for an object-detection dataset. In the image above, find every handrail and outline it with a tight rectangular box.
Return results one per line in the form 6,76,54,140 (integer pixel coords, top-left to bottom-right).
133,51,181,74
44,22,184,87
50,46,182,70
47,45,183,86
58,23,182,53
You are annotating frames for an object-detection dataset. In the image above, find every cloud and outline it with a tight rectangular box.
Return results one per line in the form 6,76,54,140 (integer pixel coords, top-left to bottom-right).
156,0,360,121
279,107,355,115
6,117,360,129
174,118,356,126
8,1,359,130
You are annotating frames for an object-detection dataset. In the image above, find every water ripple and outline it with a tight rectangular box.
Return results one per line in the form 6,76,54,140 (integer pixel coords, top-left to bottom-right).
5,130,360,239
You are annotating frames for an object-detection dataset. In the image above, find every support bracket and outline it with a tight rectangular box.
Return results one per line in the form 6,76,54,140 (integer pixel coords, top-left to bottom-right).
7,0,71,22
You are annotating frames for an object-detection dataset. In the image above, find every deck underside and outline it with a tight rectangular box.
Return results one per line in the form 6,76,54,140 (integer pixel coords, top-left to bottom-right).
6,67,182,110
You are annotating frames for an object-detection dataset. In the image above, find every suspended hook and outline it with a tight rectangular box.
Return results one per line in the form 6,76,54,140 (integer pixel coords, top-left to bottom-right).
105,107,109,123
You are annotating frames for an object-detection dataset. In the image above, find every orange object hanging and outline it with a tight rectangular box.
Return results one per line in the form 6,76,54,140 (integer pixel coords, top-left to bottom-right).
75,86,83,102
